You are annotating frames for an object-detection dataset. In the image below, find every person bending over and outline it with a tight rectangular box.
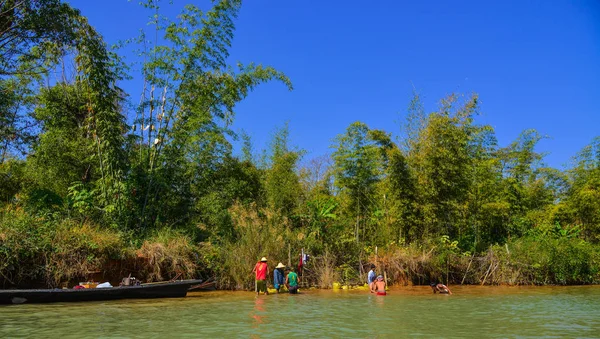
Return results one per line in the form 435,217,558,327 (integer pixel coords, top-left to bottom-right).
430,282,452,295
274,262,286,293
286,267,300,294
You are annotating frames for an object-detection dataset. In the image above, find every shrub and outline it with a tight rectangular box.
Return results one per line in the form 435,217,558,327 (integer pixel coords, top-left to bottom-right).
0,206,127,287
46,220,126,286
136,228,198,282
0,207,47,286
488,236,600,285
306,250,339,288
211,203,293,289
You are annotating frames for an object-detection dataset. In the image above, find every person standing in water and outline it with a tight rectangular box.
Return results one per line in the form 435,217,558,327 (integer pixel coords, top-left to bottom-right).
370,275,386,295
367,264,376,288
286,267,300,294
252,257,269,295
273,262,286,293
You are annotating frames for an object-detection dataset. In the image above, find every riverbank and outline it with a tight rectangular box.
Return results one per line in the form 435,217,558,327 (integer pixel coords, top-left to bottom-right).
2,206,598,289
0,207,198,288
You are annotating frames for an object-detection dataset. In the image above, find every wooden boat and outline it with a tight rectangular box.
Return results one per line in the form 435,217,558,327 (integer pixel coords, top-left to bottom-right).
0,279,203,305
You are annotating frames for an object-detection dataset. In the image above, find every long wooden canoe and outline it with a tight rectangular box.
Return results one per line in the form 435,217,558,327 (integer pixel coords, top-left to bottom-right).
0,279,203,305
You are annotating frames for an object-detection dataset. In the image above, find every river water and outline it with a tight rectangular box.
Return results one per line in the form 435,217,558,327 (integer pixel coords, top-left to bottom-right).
1,286,599,338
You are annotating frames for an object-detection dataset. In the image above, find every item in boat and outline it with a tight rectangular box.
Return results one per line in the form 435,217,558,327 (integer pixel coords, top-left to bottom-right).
79,282,98,289
121,276,141,286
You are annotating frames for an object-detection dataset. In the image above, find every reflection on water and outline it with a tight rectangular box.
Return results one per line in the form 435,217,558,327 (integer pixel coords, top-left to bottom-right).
251,297,265,330
1,286,600,338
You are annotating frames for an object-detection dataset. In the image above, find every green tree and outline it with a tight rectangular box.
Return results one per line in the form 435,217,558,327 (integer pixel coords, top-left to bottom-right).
565,137,600,241
407,94,481,238
0,0,78,76
264,123,303,217
370,129,417,244
332,121,382,243
27,83,96,197
125,0,292,231
0,0,83,160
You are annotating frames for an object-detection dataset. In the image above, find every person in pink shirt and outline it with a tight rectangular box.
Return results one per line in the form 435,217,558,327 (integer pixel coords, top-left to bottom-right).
252,257,270,295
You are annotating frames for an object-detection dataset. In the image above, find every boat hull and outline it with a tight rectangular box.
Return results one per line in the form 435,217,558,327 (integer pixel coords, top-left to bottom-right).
0,279,203,305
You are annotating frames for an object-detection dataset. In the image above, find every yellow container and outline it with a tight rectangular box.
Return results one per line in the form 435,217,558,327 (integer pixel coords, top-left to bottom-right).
79,282,98,289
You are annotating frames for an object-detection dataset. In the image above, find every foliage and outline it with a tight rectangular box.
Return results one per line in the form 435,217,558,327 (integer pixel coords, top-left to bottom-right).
136,228,198,282
263,123,303,217
0,206,126,287
332,121,382,243
0,0,598,288
213,202,292,289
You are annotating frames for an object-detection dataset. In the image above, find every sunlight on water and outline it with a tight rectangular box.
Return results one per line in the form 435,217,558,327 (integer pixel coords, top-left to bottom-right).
1,286,599,338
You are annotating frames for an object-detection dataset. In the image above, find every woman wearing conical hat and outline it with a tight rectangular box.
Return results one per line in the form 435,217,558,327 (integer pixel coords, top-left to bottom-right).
273,262,286,293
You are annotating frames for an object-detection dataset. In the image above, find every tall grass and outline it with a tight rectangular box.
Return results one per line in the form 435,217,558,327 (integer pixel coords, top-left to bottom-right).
0,207,201,287
136,228,198,282
0,206,127,287
365,236,600,286
209,203,294,289
3,203,599,288
475,237,600,285
306,250,339,288
46,220,125,286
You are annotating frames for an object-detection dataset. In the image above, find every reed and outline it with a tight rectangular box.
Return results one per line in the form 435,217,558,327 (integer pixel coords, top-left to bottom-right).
136,228,198,282
306,250,339,288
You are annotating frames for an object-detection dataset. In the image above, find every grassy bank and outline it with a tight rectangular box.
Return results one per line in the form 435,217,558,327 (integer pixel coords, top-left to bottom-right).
2,204,599,288
362,236,600,286
0,207,199,288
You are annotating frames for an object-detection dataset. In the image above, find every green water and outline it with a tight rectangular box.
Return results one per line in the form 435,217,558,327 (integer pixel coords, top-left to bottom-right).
1,286,599,338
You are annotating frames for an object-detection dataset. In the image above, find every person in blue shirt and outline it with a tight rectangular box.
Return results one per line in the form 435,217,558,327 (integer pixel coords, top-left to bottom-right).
274,262,286,293
367,264,376,289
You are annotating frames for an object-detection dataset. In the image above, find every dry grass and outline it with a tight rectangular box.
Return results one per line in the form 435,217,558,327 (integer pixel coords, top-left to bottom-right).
0,206,129,287
307,251,339,288
46,220,126,286
135,229,198,282
215,202,293,290
367,244,437,285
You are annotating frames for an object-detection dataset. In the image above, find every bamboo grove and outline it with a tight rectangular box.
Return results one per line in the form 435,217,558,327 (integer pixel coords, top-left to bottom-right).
1,0,599,288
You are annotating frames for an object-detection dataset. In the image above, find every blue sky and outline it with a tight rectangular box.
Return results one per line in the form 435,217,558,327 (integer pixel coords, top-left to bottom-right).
67,0,600,169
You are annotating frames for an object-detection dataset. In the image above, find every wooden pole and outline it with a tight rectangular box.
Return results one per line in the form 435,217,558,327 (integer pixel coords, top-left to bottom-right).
356,195,360,243
446,256,449,285
461,253,475,285
288,243,291,267
300,249,304,287
359,257,363,282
